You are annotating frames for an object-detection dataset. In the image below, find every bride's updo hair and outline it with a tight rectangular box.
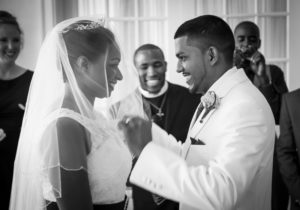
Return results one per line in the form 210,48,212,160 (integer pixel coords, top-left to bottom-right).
62,20,116,66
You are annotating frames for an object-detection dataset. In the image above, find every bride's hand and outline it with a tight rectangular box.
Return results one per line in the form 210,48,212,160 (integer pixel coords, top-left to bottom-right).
118,116,152,158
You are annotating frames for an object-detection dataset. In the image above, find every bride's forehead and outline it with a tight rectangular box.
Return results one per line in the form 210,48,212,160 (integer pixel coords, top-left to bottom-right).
108,44,121,56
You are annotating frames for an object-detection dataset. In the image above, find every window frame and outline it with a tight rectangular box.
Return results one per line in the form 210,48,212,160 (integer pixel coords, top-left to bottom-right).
102,0,169,59
195,0,290,85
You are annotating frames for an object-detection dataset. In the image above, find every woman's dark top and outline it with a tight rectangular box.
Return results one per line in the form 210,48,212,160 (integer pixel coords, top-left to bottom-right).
0,70,33,209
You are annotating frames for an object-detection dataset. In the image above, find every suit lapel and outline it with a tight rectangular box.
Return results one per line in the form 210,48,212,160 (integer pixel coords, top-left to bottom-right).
189,108,216,138
187,67,249,141
188,103,201,131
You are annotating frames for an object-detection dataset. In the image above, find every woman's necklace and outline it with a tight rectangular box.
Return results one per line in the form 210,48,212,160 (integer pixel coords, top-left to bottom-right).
146,93,167,118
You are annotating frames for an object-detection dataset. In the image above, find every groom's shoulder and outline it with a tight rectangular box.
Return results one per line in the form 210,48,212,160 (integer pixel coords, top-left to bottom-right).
224,79,272,113
214,68,267,109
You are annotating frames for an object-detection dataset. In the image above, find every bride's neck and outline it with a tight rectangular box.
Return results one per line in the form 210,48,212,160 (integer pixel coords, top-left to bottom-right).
62,92,79,112
62,84,95,112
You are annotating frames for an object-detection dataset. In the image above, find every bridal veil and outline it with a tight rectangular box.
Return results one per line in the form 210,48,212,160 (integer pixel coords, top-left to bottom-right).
9,16,146,210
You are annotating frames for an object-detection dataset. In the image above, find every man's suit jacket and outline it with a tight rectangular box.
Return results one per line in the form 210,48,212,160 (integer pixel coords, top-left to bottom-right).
130,67,275,210
243,64,288,124
277,89,300,209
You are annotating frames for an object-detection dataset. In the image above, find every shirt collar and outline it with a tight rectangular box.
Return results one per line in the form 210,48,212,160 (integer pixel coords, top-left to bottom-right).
139,81,168,98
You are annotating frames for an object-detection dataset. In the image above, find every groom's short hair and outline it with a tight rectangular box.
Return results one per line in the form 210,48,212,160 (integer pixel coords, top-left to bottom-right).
174,15,235,63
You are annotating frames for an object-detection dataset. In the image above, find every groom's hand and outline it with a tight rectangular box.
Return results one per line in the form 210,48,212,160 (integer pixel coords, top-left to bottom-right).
118,116,152,158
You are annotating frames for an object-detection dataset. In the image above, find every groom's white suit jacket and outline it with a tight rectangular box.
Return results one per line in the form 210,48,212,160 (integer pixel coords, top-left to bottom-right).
130,67,275,210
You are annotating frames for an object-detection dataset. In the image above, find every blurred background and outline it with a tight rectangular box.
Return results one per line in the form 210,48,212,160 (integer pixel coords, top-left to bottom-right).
1,0,299,90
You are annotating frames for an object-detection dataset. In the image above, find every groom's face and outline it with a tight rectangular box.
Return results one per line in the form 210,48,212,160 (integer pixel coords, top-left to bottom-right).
175,36,208,94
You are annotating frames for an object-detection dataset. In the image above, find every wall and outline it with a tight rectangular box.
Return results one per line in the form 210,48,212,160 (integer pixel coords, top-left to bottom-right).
166,0,196,87
0,0,44,70
1,0,299,91
289,0,300,91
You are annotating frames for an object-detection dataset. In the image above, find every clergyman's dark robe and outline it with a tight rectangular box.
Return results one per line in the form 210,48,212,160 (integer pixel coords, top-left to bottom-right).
131,82,200,210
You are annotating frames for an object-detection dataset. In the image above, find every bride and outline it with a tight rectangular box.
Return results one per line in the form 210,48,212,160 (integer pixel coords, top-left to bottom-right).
9,17,145,210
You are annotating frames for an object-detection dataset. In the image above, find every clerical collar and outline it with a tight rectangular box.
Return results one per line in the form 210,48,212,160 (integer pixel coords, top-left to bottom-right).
139,81,168,98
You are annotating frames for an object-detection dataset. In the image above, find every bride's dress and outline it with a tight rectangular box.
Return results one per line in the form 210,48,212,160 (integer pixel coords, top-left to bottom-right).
42,108,132,206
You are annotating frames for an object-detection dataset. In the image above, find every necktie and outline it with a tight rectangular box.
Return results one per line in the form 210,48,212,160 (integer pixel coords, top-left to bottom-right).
192,102,204,126
190,103,206,145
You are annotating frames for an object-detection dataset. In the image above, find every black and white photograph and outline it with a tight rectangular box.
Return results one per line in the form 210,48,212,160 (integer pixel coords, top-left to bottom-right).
0,0,299,210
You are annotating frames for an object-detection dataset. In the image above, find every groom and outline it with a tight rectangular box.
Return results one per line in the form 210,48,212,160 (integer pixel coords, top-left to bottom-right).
119,15,275,210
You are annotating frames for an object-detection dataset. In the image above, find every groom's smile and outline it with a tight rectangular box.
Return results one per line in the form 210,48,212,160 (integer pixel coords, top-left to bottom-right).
175,36,208,94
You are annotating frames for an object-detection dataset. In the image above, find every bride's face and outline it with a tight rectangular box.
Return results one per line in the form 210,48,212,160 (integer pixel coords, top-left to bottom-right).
105,44,123,95
87,43,122,98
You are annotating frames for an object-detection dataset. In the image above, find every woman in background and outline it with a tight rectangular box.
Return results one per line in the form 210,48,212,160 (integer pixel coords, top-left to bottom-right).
0,10,33,210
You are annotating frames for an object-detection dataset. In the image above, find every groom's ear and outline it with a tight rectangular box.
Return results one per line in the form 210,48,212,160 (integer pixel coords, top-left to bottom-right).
207,46,218,66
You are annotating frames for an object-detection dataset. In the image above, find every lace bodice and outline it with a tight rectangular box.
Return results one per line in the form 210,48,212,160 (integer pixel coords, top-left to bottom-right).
42,108,132,204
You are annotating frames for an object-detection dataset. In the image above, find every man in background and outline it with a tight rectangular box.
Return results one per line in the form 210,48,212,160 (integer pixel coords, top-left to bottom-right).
277,89,300,210
233,21,289,210
130,43,199,210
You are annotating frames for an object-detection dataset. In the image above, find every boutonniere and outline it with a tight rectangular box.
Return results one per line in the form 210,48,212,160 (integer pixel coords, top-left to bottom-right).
199,91,220,123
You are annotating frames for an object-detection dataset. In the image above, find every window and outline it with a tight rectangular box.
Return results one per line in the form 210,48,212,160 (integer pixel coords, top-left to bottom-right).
77,0,289,86
78,0,168,63
196,0,289,81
